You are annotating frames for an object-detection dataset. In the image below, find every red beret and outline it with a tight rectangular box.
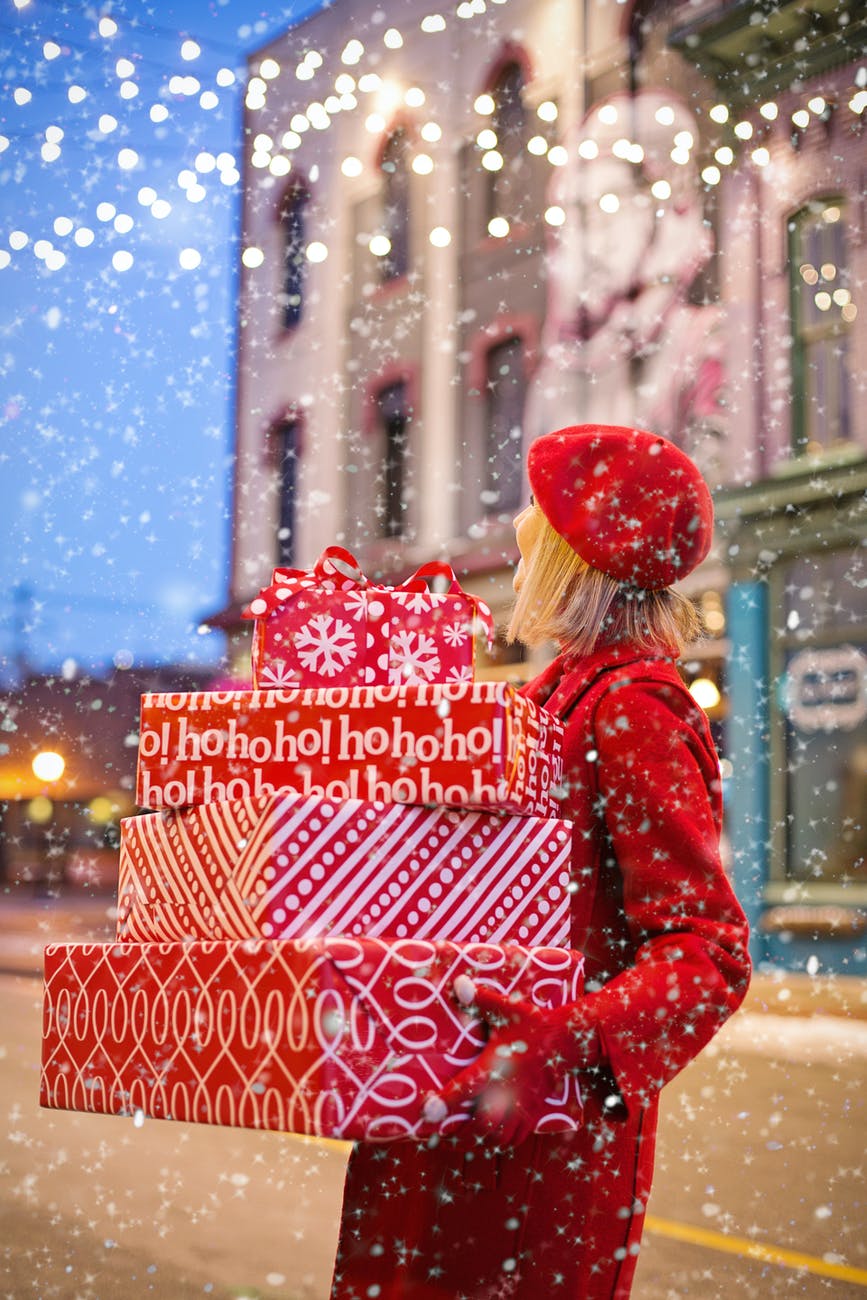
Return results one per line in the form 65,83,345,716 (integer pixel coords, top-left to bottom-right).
527,424,713,589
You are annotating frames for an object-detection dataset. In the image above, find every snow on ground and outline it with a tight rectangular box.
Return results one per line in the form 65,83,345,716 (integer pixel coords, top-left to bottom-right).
713,1011,867,1065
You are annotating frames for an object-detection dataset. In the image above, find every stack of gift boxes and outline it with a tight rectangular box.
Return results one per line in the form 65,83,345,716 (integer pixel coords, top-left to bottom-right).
41,550,584,1141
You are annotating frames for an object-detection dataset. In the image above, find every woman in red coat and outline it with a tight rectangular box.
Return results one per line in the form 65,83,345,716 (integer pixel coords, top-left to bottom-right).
331,424,751,1300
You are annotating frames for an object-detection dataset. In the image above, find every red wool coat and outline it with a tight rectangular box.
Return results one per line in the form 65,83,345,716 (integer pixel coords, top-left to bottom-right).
330,643,751,1300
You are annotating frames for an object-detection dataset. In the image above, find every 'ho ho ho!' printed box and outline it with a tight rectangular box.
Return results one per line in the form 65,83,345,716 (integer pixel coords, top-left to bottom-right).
136,681,564,819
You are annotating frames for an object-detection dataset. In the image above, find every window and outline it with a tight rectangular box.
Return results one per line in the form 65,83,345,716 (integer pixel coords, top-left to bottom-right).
776,547,867,883
380,128,410,281
275,419,300,566
488,62,529,225
376,382,410,538
484,337,525,513
789,199,853,453
279,182,309,328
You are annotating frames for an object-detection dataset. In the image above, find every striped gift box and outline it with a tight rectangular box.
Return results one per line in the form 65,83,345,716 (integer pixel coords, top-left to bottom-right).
117,792,572,948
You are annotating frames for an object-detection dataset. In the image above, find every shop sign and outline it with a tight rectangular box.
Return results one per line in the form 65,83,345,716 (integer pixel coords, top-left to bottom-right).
782,646,867,732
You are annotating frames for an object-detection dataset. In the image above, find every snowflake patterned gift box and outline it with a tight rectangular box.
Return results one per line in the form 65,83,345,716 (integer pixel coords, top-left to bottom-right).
40,936,584,1141
116,791,572,948
136,681,564,818
241,546,496,690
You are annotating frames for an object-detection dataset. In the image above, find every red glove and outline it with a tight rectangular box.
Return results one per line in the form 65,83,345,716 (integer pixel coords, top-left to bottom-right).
423,982,602,1146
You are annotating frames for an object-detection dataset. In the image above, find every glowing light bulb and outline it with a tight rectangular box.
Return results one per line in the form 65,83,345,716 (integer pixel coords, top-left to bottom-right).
689,679,721,710
31,754,65,780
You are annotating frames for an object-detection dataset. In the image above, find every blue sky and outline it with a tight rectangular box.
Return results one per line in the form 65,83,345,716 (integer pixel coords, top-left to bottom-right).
0,0,318,682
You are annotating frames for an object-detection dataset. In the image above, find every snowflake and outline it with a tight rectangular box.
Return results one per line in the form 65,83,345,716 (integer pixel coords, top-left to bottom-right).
447,664,474,682
258,661,302,688
295,613,358,677
342,589,370,621
391,589,434,615
389,629,442,683
442,620,470,647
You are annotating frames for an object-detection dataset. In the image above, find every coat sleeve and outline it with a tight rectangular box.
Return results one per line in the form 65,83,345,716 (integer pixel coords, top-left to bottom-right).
575,680,751,1113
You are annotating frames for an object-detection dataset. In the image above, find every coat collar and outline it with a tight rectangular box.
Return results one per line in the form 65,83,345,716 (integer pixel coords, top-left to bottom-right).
520,641,678,719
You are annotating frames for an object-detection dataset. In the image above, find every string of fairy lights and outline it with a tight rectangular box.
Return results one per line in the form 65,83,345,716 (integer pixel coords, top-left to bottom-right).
2,0,865,279
237,22,867,272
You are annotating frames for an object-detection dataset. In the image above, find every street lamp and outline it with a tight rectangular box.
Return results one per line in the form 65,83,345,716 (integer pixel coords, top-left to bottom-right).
32,751,65,783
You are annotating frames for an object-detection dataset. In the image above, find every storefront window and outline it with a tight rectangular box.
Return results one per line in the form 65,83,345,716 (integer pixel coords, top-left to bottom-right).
777,547,867,883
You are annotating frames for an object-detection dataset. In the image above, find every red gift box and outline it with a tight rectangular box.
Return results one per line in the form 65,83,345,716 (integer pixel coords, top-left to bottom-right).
136,681,564,818
40,937,584,1141
242,547,496,690
116,793,572,947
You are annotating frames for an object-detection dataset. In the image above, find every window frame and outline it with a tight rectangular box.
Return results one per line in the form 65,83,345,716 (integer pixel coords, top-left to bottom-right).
483,335,527,515
787,196,852,454
277,178,310,332
378,126,411,284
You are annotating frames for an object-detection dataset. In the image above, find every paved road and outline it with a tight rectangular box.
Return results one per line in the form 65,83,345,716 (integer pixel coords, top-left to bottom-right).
3,962,867,1299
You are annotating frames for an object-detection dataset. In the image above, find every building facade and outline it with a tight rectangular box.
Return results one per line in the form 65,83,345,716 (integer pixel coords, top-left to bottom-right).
225,0,867,971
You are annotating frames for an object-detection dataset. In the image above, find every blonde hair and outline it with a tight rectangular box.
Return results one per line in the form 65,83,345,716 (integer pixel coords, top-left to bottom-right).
507,507,702,657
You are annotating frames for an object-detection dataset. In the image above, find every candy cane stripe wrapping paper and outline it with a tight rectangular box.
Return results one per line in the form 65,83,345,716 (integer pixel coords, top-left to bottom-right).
135,681,564,817
116,793,572,947
40,937,585,1141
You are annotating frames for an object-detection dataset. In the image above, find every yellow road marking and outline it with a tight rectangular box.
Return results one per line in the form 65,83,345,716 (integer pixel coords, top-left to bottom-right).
644,1214,867,1287
284,1132,352,1153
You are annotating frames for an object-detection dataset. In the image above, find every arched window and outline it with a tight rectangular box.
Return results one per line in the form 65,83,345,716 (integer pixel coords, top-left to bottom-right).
789,198,852,453
380,128,410,281
488,62,529,225
279,181,309,329
484,337,525,513
274,418,300,565
376,382,411,537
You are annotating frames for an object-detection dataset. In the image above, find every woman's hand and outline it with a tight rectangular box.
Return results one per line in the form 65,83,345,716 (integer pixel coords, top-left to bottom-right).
423,984,600,1146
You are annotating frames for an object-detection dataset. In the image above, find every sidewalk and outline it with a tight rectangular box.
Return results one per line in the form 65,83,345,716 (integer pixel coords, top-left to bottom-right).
0,891,117,975
3,891,867,1022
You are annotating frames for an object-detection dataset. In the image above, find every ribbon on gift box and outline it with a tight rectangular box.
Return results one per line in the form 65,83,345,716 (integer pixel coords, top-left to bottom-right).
242,546,496,689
